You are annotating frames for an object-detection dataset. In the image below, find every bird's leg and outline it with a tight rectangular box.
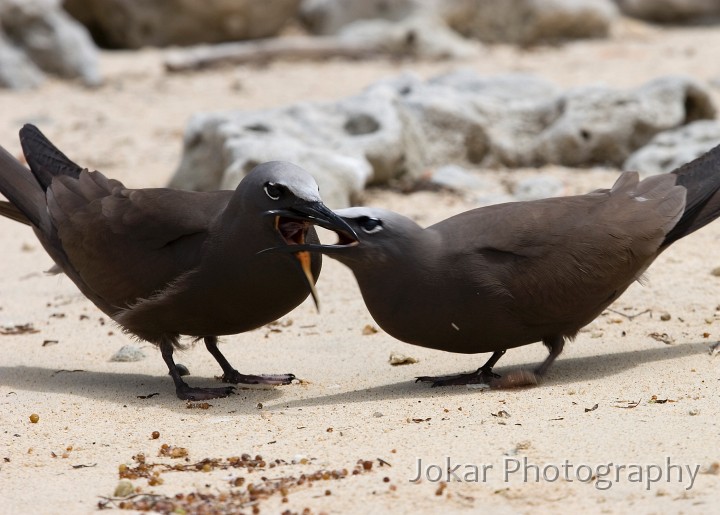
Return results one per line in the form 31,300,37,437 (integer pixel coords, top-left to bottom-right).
536,336,564,377
160,337,235,400
491,336,565,388
416,350,507,387
204,336,295,386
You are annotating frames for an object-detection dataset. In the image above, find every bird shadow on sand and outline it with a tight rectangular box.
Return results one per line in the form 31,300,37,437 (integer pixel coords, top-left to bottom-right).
271,341,714,410
0,341,713,413
0,366,288,413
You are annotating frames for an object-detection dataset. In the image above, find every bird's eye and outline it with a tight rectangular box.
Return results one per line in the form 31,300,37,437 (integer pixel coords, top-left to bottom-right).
264,182,282,200
358,216,383,234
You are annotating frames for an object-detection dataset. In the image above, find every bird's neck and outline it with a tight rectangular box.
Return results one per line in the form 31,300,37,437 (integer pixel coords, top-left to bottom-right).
351,229,442,292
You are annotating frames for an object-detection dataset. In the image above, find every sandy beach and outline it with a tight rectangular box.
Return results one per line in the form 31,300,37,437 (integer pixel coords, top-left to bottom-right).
1,20,720,514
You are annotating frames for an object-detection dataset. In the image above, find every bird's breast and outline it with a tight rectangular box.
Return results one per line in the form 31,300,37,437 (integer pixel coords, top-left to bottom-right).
356,270,534,354
119,251,315,338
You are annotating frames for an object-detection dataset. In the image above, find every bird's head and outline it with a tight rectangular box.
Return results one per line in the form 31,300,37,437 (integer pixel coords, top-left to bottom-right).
236,161,358,308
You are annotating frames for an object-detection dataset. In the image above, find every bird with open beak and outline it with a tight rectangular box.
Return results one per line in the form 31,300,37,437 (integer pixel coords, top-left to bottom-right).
0,124,356,400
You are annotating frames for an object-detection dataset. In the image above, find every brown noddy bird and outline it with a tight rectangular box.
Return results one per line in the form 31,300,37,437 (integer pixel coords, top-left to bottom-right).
0,124,355,400
273,145,720,387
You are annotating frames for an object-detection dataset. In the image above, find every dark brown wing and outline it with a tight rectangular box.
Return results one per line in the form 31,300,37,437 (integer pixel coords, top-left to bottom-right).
47,169,232,311
436,172,685,334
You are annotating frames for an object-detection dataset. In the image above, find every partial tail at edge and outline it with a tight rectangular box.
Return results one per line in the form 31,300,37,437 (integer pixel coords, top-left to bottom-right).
0,200,30,225
0,125,85,231
0,145,47,231
19,124,83,190
662,143,720,248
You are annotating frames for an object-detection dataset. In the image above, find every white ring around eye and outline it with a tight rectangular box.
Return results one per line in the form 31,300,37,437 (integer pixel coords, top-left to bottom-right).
264,184,280,200
362,225,383,234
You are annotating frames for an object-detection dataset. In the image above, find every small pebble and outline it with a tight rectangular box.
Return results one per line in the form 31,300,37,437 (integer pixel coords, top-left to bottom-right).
114,480,134,497
362,324,378,335
29,414,39,424
660,312,671,321
689,408,700,416
110,345,146,363
389,352,419,366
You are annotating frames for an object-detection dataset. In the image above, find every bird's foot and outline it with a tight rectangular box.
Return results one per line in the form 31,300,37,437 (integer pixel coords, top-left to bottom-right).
221,371,296,386
176,384,235,401
416,367,499,387
489,369,540,389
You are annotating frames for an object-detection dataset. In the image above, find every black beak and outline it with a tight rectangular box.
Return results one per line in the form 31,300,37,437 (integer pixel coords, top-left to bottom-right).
264,201,358,241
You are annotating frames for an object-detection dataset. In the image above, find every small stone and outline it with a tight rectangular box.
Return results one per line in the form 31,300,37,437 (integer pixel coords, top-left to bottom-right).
712,267,720,277
362,324,378,335
29,414,39,424
110,345,146,362
373,412,384,418
114,479,134,498
660,312,671,321
689,408,700,416
648,332,674,345
389,352,419,366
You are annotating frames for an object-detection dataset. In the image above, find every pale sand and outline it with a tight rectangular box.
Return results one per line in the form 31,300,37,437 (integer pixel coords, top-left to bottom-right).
1,21,719,514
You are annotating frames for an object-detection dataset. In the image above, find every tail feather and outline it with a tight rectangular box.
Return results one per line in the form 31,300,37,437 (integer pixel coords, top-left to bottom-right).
0,145,48,231
19,124,83,191
0,200,31,225
662,143,720,247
